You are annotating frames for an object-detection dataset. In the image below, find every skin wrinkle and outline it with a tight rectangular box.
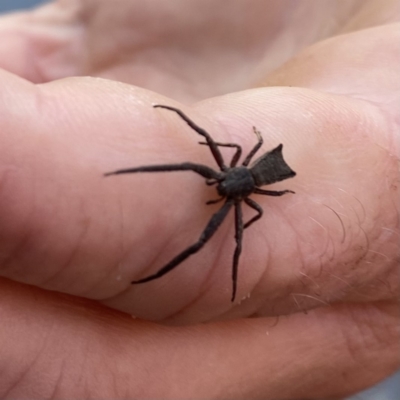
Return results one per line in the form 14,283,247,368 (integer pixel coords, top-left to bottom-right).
197,213,233,296
163,216,233,322
351,225,370,267
82,188,145,300
105,191,228,320
155,204,213,275
302,290,327,307
320,160,395,293
310,215,337,263
1,319,55,399
298,270,322,296
39,201,90,289
323,204,347,244
366,208,399,259
343,200,368,254
318,227,335,264
267,194,379,310
53,306,102,398
339,188,367,225
164,283,207,322
0,222,33,275
78,1,368,103
28,1,87,82
375,278,395,299
340,0,399,32
275,202,312,264
241,222,273,304
290,291,332,311
48,358,66,400
164,208,238,323
0,204,40,280
76,340,92,396
337,242,395,301
315,253,326,280
220,245,274,321
34,185,102,295
2,105,106,291
341,303,399,369
246,205,292,304
376,263,400,299
207,198,273,313
367,249,392,262
0,167,35,272
90,193,126,299
328,272,358,295
121,201,169,284
116,170,209,276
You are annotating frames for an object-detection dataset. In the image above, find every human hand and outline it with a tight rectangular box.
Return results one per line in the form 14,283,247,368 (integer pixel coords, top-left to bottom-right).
0,1,399,399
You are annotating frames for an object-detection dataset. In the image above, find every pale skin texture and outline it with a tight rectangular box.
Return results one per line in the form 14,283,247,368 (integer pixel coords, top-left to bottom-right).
0,0,399,398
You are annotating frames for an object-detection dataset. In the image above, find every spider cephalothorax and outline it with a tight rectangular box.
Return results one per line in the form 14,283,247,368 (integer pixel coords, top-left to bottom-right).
105,105,296,301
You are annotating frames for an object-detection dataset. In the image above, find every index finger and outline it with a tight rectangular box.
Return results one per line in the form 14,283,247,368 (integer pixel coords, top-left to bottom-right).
0,71,398,323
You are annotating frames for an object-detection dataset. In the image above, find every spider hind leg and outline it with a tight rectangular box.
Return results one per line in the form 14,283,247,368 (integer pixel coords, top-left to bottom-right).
231,201,244,302
132,200,234,286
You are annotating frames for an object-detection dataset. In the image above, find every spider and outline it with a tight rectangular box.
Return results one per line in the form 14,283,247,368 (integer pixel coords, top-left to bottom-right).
105,105,296,302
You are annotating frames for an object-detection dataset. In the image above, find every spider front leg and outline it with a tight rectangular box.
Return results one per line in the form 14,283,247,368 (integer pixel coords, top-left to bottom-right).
132,200,234,285
206,197,224,205
242,127,263,166
153,105,227,171
199,141,242,167
104,162,219,180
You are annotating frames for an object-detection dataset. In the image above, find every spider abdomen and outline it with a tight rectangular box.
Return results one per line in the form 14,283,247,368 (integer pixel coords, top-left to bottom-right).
217,166,255,199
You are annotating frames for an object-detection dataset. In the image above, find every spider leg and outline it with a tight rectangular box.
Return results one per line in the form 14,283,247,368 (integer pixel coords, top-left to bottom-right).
254,188,295,196
154,105,226,171
132,199,234,285
205,178,218,186
242,127,264,166
243,198,263,229
206,197,224,205
104,162,220,180
231,201,244,302
199,141,242,167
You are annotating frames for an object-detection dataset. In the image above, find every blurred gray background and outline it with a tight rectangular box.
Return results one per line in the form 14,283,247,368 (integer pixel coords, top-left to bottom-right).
0,0,46,11
0,0,398,399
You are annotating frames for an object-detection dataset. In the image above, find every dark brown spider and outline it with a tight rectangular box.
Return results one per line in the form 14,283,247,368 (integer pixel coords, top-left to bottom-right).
105,105,296,302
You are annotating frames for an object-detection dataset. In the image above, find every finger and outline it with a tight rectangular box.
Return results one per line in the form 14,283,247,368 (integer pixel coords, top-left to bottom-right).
117,88,398,323
2,1,397,103
1,279,398,399
175,88,398,323
238,23,400,320
1,69,398,323
0,2,82,82
0,70,236,317
262,23,400,104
